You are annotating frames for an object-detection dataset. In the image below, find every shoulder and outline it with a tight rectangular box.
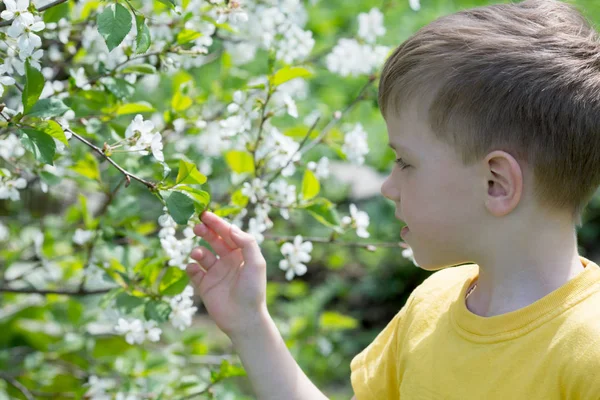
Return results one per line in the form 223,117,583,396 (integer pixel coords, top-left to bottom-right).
411,263,478,302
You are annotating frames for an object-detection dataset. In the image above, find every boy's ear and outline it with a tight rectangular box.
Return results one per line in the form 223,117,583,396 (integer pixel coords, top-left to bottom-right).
483,150,523,217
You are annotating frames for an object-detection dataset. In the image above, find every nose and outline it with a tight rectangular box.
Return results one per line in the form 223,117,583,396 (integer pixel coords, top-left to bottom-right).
380,175,397,201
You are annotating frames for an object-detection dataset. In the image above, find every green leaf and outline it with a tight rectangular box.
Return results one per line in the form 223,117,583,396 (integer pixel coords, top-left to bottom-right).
43,2,70,23
156,0,176,8
160,274,190,296
144,300,172,323
69,153,100,180
319,311,358,331
115,292,146,313
102,77,135,99
165,191,195,225
270,66,313,87
19,128,56,165
174,186,210,213
171,91,192,112
159,267,186,293
26,98,70,118
210,360,247,383
116,102,155,115
135,15,151,54
121,64,156,75
301,198,343,233
22,59,45,114
39,171,62,186
97,3,132,52
224,150,255,174
176,29,202,45
301,169,320,201
176,159,207,185
43,120,69,147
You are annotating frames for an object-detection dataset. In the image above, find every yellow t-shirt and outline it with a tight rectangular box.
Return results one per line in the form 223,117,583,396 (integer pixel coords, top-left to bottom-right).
350,255,600,399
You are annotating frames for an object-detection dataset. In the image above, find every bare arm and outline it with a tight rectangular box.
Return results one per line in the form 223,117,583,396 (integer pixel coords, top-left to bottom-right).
229,307,329,400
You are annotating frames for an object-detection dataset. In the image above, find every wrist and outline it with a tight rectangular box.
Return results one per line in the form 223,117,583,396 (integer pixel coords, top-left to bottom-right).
228,305,273,345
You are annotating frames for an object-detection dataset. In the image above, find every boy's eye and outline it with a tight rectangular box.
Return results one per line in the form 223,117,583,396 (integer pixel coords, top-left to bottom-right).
395,158,409,169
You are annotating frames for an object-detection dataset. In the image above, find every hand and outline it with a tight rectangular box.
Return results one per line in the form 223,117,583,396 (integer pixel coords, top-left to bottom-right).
186,211,268,338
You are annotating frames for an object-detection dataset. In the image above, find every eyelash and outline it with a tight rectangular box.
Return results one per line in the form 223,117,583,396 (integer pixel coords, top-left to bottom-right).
395,158,409,169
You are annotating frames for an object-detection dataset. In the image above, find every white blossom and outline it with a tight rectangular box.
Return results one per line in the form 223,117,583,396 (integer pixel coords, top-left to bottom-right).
70,67,91,90
84,375,115,400
73,228,94,245
168,285,198,331
307,156,330,179
279,235,313,280
341,123,369,165
409,0,421,12
358,8,385,43
403,247,418,266
144,320,162,342
241,178,268,204
0,221,9,241
124,114,165,161
341,203,370,238
0,173,27,201
0,133,26,160
326,38,389,77
0,75,15,97
114,318,146,345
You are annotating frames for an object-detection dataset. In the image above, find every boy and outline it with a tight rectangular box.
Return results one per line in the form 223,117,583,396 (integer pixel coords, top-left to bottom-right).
185,0,600,398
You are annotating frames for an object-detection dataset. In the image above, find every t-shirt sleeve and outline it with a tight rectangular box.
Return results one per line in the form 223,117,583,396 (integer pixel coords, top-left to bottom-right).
350,294,416,400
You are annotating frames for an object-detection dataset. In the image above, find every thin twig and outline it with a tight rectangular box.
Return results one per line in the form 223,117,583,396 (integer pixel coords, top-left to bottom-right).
0,287,114,295
263,233,409,250
66,128,157,190
301,76,377,156
0,0,70,27
0,373,35,400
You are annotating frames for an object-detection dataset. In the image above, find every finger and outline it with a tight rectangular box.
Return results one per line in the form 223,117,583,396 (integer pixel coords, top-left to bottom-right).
190,246,219,271
186,262,206,287
193,223,233,258
229,224,266,270
200,211,237,249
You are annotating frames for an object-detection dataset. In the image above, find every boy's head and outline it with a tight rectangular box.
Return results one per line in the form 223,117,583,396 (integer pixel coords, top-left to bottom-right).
379,0,600,270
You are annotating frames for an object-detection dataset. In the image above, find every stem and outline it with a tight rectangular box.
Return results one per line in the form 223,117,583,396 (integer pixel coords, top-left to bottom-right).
0,0,70,27
0,287,113,295
262,233,409,250
66,128,157,190
301,76,376,156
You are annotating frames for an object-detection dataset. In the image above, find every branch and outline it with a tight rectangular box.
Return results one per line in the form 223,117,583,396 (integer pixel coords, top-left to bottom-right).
301,75,377,156
263,233,409,251
0,286,113,296
0,0,70,27
0,373,35,400
66,129,157,190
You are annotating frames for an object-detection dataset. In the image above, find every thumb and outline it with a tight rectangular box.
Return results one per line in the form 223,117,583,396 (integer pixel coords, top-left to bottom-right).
229,224,265,268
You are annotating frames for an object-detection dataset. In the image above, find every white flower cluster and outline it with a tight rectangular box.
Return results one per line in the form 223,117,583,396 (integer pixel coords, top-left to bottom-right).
256,126,302,177
168,285,198,331
84,374,141,400
279,235,313,280
0,221,9,242
158,210,196,270
307,156,330,180
0,169,27,201
268,179,297,220
326,7,390,77
342,203,370,238
222,0,314,66
341,123,370,165
72,228,94,246
114,318,162,345
0,133,26,160
1,0,45,57
124,114,165,162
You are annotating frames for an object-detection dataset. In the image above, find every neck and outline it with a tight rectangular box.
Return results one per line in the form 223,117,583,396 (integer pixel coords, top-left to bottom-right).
465,221,585,317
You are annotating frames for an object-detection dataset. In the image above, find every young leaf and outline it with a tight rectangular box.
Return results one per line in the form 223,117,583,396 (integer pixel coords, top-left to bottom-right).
116,102,155,115
176,160,207,185
43,120,69,147
224,150,255,174
19,128,56,165
26,98,70,118
301,198,343,233
22,60,44,114
97,3,133,52
144,300,172,323
165,191,195,225
176,29,202,45
135,15,151,54
270,66,313,87
301,169,320,201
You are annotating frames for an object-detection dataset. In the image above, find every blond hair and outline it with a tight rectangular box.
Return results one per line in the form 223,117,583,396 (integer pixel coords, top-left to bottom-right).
379,0,600,226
